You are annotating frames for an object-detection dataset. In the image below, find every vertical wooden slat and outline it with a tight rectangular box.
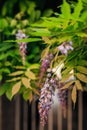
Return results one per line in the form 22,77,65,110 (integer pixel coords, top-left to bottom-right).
31,100,36,130
57,105,62,130
14,95,20,130
78,91,83,130
48,108,53,130
0,97,2,130
67,90,72,130
23,101,28,130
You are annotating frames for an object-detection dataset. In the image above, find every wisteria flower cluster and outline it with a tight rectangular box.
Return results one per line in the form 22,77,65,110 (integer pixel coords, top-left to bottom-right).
39,53,54,84
16,30,28,65
39,70,67,126
58,41,74,56
39,72,58,126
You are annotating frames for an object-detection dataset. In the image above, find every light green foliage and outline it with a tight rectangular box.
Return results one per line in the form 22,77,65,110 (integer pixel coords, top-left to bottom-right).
0,0,87,102
29,0,87,104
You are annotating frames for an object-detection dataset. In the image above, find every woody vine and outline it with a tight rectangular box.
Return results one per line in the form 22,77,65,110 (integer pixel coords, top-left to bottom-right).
0,0,87,126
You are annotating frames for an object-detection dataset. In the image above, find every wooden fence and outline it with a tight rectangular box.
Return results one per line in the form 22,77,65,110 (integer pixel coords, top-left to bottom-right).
0,91,86,130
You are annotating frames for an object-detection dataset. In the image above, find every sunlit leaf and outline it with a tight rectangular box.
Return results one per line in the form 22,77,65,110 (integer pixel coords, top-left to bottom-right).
75,80,83,91
71,85,77,106
76,32,87,37
4,38,42,43
9,71,24,76
61,0,71,19
76,66,87,74
29,64,40,70
6,77,21,82
12,81,21,96
22,77,31,88
41,46,50,60
72,0,83,19
75,73,87,83
25,70,36,79
14,66,25,69
61,73,73,82
61,80,75,90
29,91,33,102
30,28,51,36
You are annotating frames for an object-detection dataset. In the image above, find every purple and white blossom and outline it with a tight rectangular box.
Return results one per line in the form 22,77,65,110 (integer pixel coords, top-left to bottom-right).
16,30,28,65
39,72,58,126
39,54,54,84
58,41,74,56
39,70,67,126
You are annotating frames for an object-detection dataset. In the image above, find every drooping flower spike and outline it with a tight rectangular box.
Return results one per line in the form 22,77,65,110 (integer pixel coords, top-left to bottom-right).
16,30,28,65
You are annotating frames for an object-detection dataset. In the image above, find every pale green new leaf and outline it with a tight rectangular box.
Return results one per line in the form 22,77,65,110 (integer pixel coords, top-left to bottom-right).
72,0,83,19
4,38,42,43
29,64,40,70
61,0,71,19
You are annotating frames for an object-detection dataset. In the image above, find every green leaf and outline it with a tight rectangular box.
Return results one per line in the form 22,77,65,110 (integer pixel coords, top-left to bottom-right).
4,38,42,43
22,77,31,88
0,75,2,81
12,81,21,96
61,0,71,19
76,66,87,74
25,70,36,80
29,91,33,102
30,28,51,36
75,80,83,91
61,73,74,82
9,71,24,76
0,68,10,73
23,89,31,101
0,84,7,96
6,77,21,82
0,43,13,52
0,18,8,30
6,86,12,100
71,85,77,106
78,60,87,66
29,64,40,70
76,33,87,37
72,0,83,19
75,73,87,83
41,46,50,60
61,80,75,90
13,66,25,69
43,9,53,17
81,11,87,20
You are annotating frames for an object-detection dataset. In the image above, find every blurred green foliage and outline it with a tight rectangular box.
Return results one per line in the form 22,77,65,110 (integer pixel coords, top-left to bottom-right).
0,0,53,100
0,0,87,102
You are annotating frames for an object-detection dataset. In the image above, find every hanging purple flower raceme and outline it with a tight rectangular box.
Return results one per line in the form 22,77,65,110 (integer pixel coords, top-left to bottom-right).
39,53,54,86
16,30,28,65
39,72,59,126
58,41,74,56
